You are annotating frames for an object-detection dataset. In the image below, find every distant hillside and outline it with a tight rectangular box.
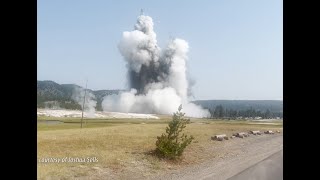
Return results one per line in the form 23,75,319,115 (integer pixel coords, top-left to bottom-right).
37,80,122,110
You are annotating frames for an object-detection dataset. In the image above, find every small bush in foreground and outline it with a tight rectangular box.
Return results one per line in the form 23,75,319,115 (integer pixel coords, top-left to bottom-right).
155,105,194,159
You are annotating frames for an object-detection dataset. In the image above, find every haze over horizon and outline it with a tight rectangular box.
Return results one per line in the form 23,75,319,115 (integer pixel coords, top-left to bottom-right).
38,0,282,100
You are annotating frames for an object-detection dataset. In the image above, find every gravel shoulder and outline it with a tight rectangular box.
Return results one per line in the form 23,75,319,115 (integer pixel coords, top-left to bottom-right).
151,133,283,180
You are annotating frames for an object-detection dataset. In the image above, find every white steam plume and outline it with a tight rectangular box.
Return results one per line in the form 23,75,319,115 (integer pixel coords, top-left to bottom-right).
102,15,209,118
72,87,97,118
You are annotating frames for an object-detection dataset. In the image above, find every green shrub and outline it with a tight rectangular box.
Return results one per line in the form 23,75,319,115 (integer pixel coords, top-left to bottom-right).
155,105,194,159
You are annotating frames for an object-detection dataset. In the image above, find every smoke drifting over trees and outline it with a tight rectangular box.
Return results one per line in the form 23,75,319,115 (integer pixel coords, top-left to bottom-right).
102,15,209,117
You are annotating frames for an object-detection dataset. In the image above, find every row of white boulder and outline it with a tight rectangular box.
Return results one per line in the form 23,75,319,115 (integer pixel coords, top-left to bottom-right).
211,130,281,141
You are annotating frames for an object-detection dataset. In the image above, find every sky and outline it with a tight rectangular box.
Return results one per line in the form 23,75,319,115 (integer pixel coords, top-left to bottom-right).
37,0,283,100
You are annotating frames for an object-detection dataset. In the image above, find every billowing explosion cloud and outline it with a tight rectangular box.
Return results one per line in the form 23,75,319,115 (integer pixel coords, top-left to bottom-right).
102,15,209,117
72,87,97,117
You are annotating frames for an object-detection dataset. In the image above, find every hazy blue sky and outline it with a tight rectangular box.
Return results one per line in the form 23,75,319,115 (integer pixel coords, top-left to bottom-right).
37,0,282,100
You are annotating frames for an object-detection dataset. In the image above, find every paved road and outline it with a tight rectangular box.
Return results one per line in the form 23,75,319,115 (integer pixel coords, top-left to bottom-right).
228,150,283,180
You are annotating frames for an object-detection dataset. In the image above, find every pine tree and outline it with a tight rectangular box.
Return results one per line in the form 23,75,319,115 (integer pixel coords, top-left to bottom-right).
155,105,194,159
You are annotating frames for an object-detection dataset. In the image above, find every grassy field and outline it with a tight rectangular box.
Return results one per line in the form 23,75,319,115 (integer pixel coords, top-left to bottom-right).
37,116,283,179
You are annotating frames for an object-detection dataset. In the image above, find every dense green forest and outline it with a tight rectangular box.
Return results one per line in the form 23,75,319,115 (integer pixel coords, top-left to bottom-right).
206,105,282,119
193,100,283,119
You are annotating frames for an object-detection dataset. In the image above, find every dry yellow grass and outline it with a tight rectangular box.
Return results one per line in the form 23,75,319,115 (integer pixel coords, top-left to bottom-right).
37,119,282,179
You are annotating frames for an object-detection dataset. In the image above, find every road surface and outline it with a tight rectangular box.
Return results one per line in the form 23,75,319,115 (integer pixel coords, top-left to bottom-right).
228,150,283,180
